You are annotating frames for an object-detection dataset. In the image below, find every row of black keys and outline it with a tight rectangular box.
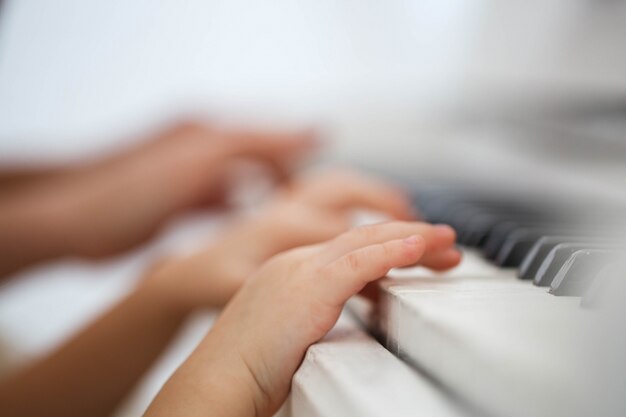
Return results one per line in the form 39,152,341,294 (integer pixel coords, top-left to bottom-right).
414,189,625,304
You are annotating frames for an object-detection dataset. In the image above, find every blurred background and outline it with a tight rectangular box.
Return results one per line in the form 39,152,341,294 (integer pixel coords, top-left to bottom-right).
1,0,625,415
2,0,626,197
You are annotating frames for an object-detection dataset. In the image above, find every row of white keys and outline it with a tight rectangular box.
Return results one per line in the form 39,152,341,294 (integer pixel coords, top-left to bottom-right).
363,249,599,417
277,312,469,417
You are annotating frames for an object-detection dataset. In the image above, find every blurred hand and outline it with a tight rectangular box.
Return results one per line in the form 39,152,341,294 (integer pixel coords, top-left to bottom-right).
2,121,316,263
141,169,461,312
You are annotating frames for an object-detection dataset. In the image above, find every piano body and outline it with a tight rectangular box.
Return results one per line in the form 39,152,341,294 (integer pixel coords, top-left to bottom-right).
274,2,626,414
279,104,626,417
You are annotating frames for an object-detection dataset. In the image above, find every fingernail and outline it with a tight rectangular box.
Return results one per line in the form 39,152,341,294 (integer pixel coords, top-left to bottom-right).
403,235,421,245
433,224,455,238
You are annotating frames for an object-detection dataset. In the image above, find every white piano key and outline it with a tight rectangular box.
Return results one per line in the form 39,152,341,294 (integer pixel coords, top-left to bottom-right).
277,313,469,417
368,249,598,417
389,248,510,280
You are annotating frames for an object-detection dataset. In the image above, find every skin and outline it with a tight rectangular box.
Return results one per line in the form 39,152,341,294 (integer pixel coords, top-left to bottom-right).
0,121,317,278
144,221,458,417
0,284,186,417
0,166,460,417
144,169,460,311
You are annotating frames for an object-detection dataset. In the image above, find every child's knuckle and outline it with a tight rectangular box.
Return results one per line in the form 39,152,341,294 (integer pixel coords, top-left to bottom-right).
354,224,378,240
344,252,361,272
381,242,394,261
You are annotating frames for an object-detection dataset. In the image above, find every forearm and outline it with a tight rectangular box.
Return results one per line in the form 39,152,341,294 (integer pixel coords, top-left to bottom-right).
0,154,204,278
144,323,269,417
0,191,74,278
0,167,73,196
0,285,188,417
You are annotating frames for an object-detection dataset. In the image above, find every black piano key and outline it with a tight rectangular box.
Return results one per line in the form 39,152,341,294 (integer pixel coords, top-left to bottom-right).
418,197,463,224
580,260,626,309
440,203,483,233
534,243,624,287
461,210,537,247
550,250,622,296
483,221,555,260
495,228,569,267
519,235,624,280
460,213,497,246
535,244,593,287
450,204,524,243
483,221,524,259
518,236,586,280
496,237,539,267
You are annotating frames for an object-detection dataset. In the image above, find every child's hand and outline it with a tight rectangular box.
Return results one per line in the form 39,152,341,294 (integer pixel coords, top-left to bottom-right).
145,221,459,417
280,168,416,221
140,170,460,313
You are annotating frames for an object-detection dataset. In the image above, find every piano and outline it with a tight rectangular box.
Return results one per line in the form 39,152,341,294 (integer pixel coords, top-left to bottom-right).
278,106,626,417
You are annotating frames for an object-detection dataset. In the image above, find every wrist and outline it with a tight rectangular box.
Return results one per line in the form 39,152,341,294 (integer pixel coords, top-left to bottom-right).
0,190,78,277
194,324,274,417
134,274,194,321
137,259,197,318
148,334,270,417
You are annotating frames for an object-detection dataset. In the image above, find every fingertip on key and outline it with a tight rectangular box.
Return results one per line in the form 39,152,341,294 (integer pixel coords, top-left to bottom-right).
433,224,457,242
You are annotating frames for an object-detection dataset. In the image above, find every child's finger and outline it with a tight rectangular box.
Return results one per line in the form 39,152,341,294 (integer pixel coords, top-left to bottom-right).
415,247,463,270
320,235,426,306
319,221,455,264
303,173,414,220
263,209,349,256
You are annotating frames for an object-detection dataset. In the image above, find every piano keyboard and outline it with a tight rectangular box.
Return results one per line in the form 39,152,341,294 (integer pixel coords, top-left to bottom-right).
346,187,626,417
276,312,467,417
